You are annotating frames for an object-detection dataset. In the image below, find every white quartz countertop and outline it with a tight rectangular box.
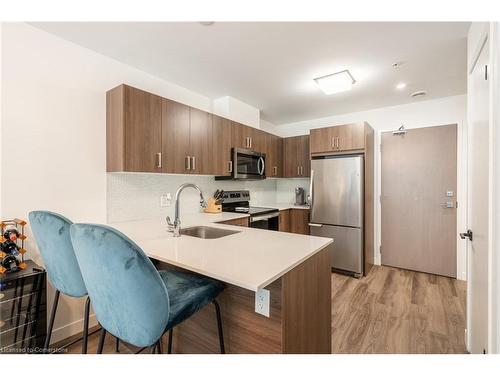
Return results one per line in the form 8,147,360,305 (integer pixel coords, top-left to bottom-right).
106,211,331,292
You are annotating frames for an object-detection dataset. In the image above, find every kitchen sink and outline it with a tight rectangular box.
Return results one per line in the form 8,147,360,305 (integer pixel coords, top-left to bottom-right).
180,226,240,239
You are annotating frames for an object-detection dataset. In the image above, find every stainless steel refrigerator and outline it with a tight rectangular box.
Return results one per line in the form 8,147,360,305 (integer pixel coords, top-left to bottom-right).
309,155,363,277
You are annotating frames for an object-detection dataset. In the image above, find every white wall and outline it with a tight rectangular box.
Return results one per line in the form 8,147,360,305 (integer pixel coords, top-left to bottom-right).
0,22,219,343
213,96,261,129
274,95,468,280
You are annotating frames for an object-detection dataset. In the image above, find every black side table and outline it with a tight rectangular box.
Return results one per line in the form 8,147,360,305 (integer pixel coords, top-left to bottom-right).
1,260,46,353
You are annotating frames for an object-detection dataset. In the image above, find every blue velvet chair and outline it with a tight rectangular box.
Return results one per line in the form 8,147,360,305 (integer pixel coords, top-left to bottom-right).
69,223,225,354
28,211,91,353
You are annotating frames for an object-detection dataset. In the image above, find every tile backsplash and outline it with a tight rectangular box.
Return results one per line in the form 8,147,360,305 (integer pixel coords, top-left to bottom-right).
107,173,310,223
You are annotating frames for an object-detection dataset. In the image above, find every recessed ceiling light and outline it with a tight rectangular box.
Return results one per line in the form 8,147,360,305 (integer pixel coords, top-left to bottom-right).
314,70,356,95
396,82,407,90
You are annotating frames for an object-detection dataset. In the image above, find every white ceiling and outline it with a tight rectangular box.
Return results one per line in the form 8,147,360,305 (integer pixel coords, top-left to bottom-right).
31,22,469,125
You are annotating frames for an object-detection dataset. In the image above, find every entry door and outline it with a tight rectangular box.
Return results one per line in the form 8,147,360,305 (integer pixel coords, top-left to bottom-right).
466,40,489,354
381,124,457,277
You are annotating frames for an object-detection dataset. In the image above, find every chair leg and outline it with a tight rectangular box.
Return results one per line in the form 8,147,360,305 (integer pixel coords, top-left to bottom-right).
97,327,107,354
44,290,60,351
167,329,173,354
157,338,163,354
213,300,225,354
82,297,91,354
115,337,120,353
150,343,157,354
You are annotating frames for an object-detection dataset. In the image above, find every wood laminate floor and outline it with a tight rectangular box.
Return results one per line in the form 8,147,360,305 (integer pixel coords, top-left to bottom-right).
60,265,467,354
332,265,467,354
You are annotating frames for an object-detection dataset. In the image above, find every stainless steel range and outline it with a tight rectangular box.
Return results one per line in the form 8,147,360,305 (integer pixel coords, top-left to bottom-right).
220,190,279,231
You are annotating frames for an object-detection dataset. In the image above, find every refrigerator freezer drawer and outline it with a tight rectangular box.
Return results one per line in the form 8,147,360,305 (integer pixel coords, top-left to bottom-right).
310,224,363,275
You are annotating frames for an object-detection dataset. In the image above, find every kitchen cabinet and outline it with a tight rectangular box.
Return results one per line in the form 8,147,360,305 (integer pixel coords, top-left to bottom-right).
189,108,213,174
279,209,290,232
217,217,249,227
161,98,190,173
265,133,283,177
161,101,212,174
289,209,310,235
107,84,163,172
212,115,233,176
231,121,265,151
283,135,310,177
310,122,365,154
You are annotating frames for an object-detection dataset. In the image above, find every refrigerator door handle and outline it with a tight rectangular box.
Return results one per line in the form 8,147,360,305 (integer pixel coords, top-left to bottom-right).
309,169,314,207
308,223,323,227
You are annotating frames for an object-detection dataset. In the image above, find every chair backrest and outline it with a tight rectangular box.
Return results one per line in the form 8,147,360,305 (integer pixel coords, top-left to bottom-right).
69,223,170,348
28,211,87,297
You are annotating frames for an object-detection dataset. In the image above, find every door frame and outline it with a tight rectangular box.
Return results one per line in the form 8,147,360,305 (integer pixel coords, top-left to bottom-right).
466,21,500,353
376,121,467,280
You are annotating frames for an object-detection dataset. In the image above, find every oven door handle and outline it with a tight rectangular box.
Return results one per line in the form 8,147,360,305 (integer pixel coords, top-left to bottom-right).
250,212,279,222
258,156,265,176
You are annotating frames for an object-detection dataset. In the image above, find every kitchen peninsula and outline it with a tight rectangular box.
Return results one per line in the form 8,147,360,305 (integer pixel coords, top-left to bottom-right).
108,213,332,354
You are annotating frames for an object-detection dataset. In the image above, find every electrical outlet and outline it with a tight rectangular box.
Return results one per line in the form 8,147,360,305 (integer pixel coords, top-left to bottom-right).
160,194,171,207
255,288,270,317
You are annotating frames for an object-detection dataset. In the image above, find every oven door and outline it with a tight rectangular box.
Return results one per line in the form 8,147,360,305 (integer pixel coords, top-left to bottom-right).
249,212,279,231
233,148,266,180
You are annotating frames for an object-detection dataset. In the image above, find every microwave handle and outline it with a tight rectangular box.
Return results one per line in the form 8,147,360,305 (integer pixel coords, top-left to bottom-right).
258,156,265,175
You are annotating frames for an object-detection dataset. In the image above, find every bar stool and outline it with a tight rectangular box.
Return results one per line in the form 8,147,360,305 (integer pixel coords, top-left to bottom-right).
69,223,225,354
29,211,92,353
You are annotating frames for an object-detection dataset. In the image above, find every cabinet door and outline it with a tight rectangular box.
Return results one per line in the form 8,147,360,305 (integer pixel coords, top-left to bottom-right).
298,135,310,177
265,133,282,177
290,209,310,235
250,128,266,152
124,86,162,172
162,98,191,173
283,136,299,177
338,123,365,151
212,115,233,176
231,121,253,149
189,108,213,175
310,127,338,154
279,209,290,232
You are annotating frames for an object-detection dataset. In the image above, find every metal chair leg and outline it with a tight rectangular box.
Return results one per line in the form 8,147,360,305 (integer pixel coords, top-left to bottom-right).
150,343,157,354
115,337,120,353
156,339,163,354
82,297,91,354
97,327,107,354
44,290,60,351
213,300,225,354
167,329,173,354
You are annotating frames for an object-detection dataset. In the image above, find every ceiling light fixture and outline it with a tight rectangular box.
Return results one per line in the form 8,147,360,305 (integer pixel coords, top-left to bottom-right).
396,82,407,90
314,70,356,95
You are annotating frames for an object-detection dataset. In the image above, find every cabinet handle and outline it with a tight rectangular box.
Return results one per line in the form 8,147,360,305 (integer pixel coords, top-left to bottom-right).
331,137,335,149
336,137,340,149
156,152,162,168
185,156,191,170
300,166,303,176
191,156,196,171
273,166,277,175
228,161,233,173
297,166,300,176
250,137,252,148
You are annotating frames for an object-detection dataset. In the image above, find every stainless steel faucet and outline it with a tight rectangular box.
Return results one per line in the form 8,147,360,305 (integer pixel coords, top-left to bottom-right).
167,183,207,237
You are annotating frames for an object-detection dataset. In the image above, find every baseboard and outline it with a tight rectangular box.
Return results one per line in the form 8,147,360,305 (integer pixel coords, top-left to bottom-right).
51,313,98,344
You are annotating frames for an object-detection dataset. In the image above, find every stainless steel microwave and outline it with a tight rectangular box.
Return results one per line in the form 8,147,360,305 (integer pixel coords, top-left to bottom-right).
215,148,266,180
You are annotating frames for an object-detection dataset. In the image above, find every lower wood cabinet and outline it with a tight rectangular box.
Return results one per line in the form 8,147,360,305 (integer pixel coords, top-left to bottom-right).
279,209,310,235
279,209,290,232
217,217,249,227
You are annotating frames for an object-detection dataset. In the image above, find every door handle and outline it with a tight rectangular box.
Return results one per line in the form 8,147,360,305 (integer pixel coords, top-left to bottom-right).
308,223,323,227
185,156,191,170
191,156,196,171
460,229,473,241
156,152,162,168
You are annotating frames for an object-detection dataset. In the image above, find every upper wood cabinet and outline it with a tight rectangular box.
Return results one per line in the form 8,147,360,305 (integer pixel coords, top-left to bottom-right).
189,108,213,174
310,122,365,154
212,115,233,176
265,133,283,177
283,135,310,178
161,98,190,173
231,121,265,152
107,85,163,173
